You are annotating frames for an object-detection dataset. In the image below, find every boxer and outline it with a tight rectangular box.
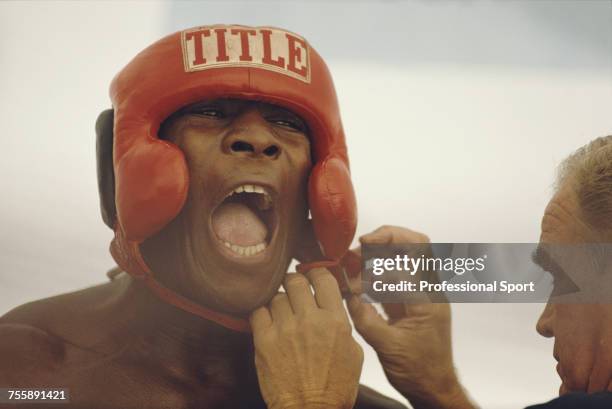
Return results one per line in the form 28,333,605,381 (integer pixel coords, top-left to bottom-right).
0,25,406,409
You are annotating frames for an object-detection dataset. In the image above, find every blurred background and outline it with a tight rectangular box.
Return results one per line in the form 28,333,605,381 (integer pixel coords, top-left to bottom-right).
0,1,610,408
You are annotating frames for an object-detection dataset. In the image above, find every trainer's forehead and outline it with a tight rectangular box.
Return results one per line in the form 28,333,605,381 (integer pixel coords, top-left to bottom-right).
540,184,593,244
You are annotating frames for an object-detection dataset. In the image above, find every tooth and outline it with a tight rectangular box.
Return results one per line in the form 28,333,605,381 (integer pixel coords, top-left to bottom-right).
257,243,265,252
235,186,244,193
231,244,240,254
244,185,254,193
245,246,253,256
254,186,264,194
224,241,231,248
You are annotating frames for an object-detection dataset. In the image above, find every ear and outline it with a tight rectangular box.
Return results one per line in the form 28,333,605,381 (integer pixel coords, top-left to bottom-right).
96,109,116,229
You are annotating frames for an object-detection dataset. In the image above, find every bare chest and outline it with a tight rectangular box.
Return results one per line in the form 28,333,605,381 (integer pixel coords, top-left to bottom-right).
23,346,265,409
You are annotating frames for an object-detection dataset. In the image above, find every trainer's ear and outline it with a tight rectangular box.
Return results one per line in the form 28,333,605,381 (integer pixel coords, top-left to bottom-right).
96,109,116,229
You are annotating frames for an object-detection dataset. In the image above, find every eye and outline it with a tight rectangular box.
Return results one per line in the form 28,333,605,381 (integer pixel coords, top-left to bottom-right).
268,118,306,133
184,105,225,119
197,107,225,119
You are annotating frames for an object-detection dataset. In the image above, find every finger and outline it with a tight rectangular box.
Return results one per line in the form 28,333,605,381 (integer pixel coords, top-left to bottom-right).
343,249,363,294
283,273,317,315
269,293,294,324
249,306,273,334
359,225,430,245
306,267,344,312
359,226,395,245
381,303,406,320
347,295,394,349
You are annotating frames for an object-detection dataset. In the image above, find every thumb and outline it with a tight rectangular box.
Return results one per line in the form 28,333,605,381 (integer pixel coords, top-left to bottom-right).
347,295,395,350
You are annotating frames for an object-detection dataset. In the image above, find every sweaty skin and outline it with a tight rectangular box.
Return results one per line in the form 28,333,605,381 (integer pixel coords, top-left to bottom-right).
0,100,405,409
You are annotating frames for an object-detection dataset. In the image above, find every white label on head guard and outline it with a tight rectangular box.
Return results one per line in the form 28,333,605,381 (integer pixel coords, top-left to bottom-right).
181,25,311,83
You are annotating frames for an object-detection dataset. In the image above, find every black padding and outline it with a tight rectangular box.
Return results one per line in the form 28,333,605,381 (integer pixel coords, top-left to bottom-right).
96,109,116,229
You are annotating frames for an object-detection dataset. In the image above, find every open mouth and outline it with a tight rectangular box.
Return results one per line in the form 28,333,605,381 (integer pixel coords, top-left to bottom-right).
211,184,277,258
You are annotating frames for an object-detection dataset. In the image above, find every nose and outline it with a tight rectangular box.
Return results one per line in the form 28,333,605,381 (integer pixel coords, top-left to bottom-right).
536,303,555,338
222,109,281,159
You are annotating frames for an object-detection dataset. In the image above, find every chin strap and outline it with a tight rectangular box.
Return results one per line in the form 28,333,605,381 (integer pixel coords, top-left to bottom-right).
109,226,362,334
295,250,361,297
110,225,251,333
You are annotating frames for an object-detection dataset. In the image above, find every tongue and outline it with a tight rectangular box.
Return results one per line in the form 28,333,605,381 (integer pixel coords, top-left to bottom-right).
212,202,268,247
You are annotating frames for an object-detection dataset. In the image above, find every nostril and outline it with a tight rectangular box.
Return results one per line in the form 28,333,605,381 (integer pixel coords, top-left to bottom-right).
231,141,254,153
263,145,279,157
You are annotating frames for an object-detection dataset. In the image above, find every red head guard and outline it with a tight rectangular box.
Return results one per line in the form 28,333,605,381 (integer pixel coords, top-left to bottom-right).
107,25,357,332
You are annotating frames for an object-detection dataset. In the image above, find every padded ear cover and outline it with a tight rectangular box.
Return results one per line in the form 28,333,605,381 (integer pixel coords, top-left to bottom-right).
309,156,357,259
114,124,189,242
96,109,116,229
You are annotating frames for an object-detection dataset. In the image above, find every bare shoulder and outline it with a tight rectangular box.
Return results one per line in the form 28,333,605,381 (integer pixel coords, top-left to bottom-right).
0,280,119,385
0,279,117,328
0,322,65,385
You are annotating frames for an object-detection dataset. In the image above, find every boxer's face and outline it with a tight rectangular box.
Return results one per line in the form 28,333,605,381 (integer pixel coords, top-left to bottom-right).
141,99,311,313
535,184,612,394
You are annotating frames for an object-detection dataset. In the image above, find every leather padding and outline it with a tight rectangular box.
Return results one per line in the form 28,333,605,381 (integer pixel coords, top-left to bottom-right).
110,25,357,259
308,156,357,259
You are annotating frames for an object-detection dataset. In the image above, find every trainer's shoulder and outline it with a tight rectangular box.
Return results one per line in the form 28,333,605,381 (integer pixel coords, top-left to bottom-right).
526,392,612,409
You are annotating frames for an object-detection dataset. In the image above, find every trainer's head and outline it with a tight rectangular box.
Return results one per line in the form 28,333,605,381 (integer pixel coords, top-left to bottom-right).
535,135,612,395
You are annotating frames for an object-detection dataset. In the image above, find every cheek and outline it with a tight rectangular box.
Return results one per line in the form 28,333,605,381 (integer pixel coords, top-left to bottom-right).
555,305,601,352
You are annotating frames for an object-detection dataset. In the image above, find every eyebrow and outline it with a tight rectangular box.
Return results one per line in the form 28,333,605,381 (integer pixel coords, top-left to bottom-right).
531,245,565,278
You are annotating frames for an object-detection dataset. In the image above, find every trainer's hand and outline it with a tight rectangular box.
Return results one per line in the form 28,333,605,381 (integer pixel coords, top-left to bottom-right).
250,268,363,409
347,226,474,409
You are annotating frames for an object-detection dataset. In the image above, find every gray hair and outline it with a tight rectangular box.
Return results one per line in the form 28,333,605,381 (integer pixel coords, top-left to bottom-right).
557,135,612,234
